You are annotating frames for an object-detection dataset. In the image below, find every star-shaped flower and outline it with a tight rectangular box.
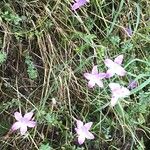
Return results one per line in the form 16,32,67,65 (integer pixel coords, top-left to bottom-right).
109,83,130,107
11,111,36,135
71,0,89,11
84,65,106,88
75,120,94,145
104,55,126,78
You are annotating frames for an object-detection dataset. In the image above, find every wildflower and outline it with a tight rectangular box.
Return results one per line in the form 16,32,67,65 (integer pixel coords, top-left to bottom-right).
11,111,36,135
75,120,94,145
71,0,89,11
84,65,106,88
104,55,126,78
128,80,138,89
109,83,130,107
124,27,133,37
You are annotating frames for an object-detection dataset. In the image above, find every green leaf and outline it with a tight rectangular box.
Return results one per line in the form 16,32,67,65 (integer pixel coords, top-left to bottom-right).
0,51,7,64
39,143,52,150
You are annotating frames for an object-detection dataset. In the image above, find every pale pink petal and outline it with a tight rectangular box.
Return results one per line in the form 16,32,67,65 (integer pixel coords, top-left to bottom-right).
72,3,80,10
84,131,94,139
76,120,83,128
92,65,98,74
84,73,92,80
75,128,80,135
75,0,86,3
115,66,126,76
96,80,103,88
104,59,114,68
121,87,130,97
78,135,85,145
98,73,106,79
110,97,118,107
24,112,33,120
109,83,120,91
114,55,124,65
71,0,87,11
84,122,93,130
27,121,36,128
20,125,27,135
11,122,21,131
105,69,115,78
14,112,22,121
88,80,95,88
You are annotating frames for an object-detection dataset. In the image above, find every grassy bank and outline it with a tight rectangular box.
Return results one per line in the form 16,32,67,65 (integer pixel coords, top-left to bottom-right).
0,0,150,149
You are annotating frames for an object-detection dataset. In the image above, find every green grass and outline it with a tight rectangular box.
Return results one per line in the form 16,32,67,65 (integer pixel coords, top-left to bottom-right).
0,0,150,149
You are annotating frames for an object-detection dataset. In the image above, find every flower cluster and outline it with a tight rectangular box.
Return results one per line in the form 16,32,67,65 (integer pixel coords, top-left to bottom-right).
84,55,131,107
10,55,137,146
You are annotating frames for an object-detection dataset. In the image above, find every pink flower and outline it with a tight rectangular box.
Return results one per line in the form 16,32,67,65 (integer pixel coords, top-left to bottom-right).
104,55,126,78
109,83,130,107
11,111,36,135
75,120,94,145
84,65,106,88
71,0,89,11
